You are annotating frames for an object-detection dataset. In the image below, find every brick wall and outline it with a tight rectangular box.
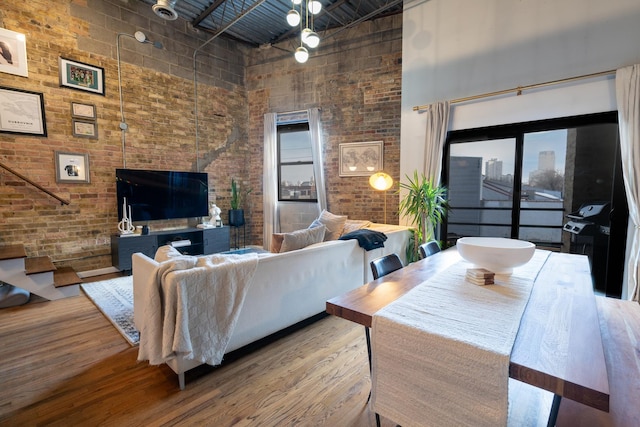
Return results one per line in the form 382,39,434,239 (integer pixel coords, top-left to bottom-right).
0,1,402,273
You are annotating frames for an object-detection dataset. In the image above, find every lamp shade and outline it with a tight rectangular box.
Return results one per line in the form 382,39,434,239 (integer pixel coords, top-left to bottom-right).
305,31,320,48
369,172,393,191
294,46,309,63
286,9,300,26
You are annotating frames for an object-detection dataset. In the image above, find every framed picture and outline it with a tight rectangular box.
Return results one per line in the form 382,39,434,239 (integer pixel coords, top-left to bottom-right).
70,102,96,119
0,86,47,136
339,141,384,177
0,28,28,77
55,151,90,183
72,119,98,139
58,57,105,95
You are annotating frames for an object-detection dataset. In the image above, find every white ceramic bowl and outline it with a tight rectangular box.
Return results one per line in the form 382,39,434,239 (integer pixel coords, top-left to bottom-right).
456,237,536,274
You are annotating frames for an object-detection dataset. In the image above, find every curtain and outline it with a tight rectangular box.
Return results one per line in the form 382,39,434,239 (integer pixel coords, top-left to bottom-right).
308,107,327,212
616,64,640,302
263,113,278,251
422,101,451,184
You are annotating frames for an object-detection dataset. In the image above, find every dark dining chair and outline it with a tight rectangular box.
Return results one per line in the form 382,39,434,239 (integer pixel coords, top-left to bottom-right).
368,253,404,427
370,253,404,280
419,240,441,259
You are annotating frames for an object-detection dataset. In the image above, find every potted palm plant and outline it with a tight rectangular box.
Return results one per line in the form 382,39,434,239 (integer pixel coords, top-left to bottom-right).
398,170,449,263
228,178,251,226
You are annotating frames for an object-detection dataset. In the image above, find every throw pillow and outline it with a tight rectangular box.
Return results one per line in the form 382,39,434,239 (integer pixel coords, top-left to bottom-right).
310,209,348,241
342,219,373,235
280,225,326,253
271,233,285,253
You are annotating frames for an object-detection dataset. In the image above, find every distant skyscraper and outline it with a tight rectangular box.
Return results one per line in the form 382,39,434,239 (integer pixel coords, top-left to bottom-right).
485,158,503,180
539,150,555,171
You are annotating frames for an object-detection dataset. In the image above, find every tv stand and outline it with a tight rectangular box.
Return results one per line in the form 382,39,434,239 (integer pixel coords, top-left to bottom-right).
111,226,230,271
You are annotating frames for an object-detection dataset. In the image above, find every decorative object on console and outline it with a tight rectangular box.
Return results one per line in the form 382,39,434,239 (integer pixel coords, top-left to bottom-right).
118,196,135,235
398,170,449,263
369,171,394,224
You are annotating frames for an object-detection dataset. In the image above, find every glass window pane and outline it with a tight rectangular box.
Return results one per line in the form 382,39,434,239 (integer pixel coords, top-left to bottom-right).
280,165,317,200
447,139,515,239
519,130,567,246
280,131,312,163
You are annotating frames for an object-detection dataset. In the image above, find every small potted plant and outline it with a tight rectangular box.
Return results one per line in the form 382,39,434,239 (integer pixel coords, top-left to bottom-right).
398,170,449,263
228,178,252,226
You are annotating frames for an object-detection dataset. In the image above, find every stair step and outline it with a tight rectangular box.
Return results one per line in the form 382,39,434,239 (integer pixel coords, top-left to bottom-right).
54,267,83,288
0,244,27,261
24,256,56,275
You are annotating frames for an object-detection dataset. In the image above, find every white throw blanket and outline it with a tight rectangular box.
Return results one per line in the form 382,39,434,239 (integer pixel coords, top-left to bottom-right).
137,252,259,366
371,250,550,427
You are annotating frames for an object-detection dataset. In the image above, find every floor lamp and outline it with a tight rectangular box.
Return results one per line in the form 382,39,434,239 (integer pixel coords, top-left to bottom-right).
369,172,394,224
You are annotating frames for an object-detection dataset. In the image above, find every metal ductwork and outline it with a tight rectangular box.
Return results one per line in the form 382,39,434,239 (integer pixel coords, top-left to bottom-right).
153,0,178,21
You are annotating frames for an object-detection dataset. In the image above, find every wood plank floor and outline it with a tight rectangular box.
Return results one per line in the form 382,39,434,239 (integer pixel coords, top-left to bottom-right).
0,290,396,426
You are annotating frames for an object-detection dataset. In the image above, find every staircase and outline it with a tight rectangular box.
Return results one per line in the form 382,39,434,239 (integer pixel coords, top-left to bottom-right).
0,244,82,300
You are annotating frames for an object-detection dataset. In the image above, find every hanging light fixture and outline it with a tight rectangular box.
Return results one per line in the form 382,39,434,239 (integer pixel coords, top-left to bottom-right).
287,0,322,63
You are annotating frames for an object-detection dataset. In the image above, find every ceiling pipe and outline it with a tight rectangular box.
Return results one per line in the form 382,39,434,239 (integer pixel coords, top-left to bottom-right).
117,31,163,168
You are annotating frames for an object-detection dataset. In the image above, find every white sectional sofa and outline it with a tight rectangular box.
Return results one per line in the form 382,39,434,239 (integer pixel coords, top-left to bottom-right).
132,223,410,389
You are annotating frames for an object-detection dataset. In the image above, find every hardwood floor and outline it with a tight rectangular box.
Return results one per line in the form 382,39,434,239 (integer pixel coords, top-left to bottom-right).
0,288,395,426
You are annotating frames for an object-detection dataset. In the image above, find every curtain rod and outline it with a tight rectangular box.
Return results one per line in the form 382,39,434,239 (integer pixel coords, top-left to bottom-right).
412,69,616,112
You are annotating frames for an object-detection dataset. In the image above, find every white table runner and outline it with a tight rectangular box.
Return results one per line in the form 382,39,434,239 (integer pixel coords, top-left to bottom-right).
371,250,551,427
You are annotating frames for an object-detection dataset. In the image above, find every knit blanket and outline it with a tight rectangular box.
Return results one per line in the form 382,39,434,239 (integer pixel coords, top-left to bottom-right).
339,229,387,251
137,252,259,366
371,250,551,427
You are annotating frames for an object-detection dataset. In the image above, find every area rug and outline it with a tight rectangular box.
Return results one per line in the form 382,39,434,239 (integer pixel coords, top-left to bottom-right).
81,277,139,346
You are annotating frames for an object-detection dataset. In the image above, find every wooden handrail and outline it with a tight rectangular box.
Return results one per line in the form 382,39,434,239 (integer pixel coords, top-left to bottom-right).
0,161,70,205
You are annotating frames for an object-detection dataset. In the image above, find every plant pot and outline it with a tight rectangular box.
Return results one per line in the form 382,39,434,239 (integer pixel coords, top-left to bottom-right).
228,209,245,226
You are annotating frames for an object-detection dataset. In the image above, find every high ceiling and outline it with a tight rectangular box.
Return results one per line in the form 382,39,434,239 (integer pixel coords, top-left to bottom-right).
138,0,403,47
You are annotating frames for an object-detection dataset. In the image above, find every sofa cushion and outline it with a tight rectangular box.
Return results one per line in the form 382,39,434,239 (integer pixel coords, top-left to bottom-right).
342,219,373,235
270,233,285,253
310,209,348,241
280,225,326,252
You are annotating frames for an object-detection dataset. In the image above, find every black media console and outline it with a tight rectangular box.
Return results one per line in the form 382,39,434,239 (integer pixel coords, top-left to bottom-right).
110,226,231,271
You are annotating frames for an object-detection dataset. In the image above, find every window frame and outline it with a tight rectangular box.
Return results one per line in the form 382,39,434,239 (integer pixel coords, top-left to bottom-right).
276,121,317,203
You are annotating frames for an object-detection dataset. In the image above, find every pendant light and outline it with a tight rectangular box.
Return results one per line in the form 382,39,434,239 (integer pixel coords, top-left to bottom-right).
286,0,322,63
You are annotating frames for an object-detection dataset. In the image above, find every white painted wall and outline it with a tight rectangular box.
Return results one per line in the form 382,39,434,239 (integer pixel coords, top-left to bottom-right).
401,0,640,179
400,0,640,298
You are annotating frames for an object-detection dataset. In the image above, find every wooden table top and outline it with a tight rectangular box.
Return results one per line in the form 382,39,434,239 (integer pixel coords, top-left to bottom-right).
326,248,610,412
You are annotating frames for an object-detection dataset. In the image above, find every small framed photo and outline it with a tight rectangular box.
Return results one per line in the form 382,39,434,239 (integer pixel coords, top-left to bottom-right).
71,102,96,119
59,57,105,95
55,151,90,183
0,28,28,77
72,119,98,139
0,86,47,136
339,141,384,177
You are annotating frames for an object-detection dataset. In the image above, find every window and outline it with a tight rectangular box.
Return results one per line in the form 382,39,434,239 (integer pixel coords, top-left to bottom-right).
443,112,622,248
277,122,317,202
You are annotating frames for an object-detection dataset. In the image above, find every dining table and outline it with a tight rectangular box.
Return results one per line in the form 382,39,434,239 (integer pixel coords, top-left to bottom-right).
326,247,610,425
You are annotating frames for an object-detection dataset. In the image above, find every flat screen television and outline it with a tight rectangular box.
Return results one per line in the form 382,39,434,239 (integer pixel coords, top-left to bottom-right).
116,168,209,221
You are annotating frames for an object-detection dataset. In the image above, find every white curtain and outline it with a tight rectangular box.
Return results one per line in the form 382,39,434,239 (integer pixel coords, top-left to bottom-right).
263,113,278,251
308,107,327,212
423,100,451,184
616,65,640,302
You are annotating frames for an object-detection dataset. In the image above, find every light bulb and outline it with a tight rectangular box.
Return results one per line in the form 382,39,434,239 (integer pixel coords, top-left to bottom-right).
292,0,302,4
309,0,322,14
286,9,300,26
301,27,312,43
305,31,320,48
295,46,309,63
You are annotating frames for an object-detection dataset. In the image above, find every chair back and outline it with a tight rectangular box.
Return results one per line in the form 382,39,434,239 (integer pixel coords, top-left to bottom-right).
419,240,441,259
370,253,403,280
